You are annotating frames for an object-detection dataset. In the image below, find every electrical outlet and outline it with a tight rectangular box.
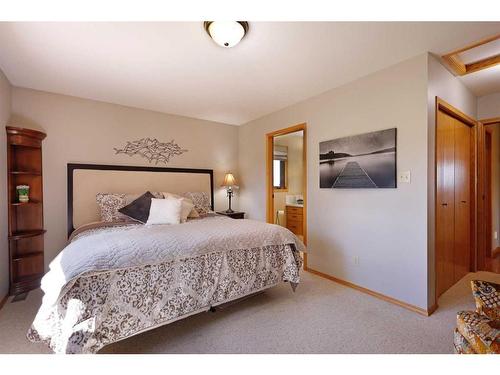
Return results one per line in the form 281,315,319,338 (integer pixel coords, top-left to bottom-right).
495,231,498,240
354,256,360,266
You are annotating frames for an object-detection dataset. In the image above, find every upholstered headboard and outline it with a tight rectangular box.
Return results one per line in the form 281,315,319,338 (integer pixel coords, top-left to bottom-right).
67,163,214,236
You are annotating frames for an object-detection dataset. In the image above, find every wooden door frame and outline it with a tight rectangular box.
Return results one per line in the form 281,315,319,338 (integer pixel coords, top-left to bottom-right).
266,123,307,263
434,98,478,307
477,117,500,270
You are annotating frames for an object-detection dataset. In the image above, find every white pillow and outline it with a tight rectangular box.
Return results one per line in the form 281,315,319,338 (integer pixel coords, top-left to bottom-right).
146,198,182,225
162,192,199,220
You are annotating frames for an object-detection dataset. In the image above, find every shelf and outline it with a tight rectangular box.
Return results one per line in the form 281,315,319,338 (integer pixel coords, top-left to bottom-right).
10,201,41,206
7,126,46,296
9,229,46,240
12,251,44,261
10,171,41,175
11,143,41,149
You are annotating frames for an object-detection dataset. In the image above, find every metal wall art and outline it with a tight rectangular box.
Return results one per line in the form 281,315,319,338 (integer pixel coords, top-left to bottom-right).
114,137,188,164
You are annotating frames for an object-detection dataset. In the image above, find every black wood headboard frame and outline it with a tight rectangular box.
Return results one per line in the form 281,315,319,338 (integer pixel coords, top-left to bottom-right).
67,163,214,237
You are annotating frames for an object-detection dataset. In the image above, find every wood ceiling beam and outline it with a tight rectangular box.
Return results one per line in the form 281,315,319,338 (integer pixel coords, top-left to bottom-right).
441,34,500,76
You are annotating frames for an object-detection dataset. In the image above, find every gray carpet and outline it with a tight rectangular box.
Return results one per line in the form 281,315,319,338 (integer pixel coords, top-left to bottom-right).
0,270,498,354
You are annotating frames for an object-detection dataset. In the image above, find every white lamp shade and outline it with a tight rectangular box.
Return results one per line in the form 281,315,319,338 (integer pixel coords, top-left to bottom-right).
221,173,237,187
207,21,246,48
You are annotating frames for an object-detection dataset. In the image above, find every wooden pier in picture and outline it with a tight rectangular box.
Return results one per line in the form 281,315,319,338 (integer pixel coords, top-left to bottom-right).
333,161,377,188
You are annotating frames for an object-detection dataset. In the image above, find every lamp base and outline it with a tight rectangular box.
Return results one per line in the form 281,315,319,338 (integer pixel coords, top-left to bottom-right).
225,208,235,213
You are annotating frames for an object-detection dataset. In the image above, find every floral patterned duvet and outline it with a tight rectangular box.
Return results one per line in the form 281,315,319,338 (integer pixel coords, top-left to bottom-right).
27,215,303,353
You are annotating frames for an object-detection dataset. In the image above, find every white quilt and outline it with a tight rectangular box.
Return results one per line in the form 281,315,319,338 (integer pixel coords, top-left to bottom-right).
28,215,304,353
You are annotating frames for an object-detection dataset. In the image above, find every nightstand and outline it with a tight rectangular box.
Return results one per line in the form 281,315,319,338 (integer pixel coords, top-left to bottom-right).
216,211,245,219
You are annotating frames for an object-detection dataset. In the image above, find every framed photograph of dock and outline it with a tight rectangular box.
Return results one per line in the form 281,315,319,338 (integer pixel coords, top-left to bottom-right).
319,128,397,188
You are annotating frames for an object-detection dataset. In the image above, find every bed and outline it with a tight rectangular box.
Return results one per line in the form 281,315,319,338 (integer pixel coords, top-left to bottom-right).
27,164,304,354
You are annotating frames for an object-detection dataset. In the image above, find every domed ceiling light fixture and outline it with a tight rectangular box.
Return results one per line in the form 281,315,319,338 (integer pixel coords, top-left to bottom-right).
204,21,249,48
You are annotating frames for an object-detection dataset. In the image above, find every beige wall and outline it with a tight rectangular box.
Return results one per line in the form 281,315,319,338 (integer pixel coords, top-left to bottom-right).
0,68,11,298
239,54,429,309
274,132,304,226
426,54,477,306
478,92,500,119
10,88,239,267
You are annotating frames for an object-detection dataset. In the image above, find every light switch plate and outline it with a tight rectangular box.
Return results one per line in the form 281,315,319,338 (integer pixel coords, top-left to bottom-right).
398,171,411,183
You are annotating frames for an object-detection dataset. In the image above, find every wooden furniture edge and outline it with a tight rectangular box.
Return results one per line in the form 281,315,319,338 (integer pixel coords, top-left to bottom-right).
6,126,46,140
304,265,435,317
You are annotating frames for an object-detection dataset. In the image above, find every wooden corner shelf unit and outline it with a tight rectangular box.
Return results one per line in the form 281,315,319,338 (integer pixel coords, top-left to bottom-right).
6,126,47,295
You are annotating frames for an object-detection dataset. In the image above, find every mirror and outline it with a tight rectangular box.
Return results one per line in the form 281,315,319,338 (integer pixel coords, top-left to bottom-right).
273,145,288,191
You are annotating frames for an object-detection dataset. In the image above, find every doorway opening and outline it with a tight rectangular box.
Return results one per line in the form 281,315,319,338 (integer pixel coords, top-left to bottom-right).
478,117,500,273
266,123,307,260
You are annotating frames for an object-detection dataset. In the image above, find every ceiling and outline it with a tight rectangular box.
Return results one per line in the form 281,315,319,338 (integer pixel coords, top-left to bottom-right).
459,65,500,97
0,22,499,125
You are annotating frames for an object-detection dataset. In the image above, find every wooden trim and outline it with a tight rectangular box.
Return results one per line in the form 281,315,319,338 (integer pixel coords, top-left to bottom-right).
436,98,476,126
477,120,486,270
67,163,214,237
477,119,500,272
444,34,500,56
479,117,500,125
266,123,307,138
434,97,478,307
304,266,434,316
266,123,307,249
427,303,438,316
0,294,8,311
442,34,500,76
442,54,466,75
266,135,274,224
466,55,500,75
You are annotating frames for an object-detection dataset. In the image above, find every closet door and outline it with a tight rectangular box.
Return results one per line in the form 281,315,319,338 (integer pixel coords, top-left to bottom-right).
453,119,472,282
436,110,456,297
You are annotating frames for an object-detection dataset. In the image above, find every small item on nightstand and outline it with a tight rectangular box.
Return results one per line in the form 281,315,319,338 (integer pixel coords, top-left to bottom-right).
216,211,245,219
16,185,30,203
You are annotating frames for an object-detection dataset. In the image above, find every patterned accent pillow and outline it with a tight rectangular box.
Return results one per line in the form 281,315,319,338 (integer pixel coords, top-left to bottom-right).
456,311,500,353
471,280,500,320
96,193,129,222
183,192,211,216
96,192,164,222
454,328,476,354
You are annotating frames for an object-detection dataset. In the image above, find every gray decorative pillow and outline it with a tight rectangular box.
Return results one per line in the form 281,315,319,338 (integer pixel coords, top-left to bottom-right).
183,192,211,215
118,191,156,224
96,193,129,222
